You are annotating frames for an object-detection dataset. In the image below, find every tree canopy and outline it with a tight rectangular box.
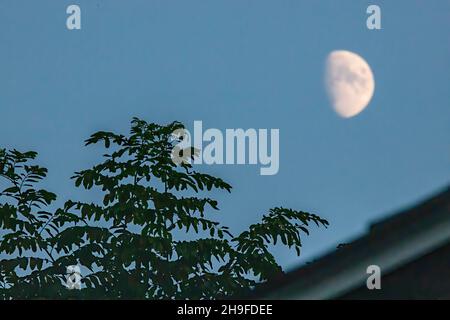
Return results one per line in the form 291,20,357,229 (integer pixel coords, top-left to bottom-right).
0,118,328,299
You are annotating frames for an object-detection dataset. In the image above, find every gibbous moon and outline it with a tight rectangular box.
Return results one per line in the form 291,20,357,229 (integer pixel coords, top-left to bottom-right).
325,50,375,118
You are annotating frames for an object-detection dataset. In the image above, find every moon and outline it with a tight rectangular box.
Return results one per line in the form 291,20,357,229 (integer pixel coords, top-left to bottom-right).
325,50,375,118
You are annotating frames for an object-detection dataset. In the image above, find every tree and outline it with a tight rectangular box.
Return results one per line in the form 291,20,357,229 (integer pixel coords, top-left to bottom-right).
0,118,328,299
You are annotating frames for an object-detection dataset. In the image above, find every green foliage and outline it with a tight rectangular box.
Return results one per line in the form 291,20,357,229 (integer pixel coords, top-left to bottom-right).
0,149,65,298
0,118,328,299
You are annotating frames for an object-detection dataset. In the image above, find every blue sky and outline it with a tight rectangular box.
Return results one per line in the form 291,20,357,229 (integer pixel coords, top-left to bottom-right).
0,0,449,270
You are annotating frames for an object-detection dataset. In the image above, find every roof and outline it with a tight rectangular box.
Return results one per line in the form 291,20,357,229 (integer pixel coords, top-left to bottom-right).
253,186,450,299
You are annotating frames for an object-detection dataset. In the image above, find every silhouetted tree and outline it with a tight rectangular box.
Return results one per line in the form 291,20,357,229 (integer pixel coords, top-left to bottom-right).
0,118,328,299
